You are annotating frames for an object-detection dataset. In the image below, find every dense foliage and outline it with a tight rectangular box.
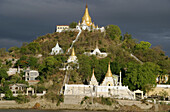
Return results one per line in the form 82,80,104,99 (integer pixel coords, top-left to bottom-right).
69,22,78,28
0,24,169,96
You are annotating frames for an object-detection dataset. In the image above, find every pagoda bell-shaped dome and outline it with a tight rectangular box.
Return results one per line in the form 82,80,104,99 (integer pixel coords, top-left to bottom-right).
105,62,113,77
82,4,92,26
90,69,98,86
71,47,75,56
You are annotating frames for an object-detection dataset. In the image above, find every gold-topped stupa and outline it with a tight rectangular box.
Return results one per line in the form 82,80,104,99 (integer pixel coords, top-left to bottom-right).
105,62,113,77
82,4,92,26
71,48,75,56
92,68,95,77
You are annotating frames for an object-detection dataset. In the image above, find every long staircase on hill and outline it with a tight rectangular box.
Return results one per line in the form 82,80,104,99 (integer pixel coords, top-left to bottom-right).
67,26,82,54
60,71,71,94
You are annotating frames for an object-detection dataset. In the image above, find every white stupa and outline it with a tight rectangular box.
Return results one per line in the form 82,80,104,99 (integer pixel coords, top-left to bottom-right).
67,48,78,63
84,44,108,58
89,69,98,86
50,42,64,55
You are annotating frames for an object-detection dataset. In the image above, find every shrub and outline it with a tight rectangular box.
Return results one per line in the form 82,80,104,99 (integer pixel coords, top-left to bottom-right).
15,95,30,104
101,97,112,106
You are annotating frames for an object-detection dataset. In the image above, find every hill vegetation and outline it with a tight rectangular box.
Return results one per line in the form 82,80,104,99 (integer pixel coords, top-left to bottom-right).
0,24,170,98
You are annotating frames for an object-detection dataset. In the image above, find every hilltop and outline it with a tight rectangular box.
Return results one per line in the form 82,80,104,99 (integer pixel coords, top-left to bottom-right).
0,25,170,100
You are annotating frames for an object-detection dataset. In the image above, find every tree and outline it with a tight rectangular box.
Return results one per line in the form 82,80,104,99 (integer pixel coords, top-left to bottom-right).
28,56,39,69
123,62,160,92
10,75,22,84
69,22,78,28
0,48,8,57
37,85,46,93
78,55,91,82
70,70,79,83
39,56,59,77
1,78,5,87
27,42,41,54
106,25,121,40
123,32,132,40
0,59,2,67
0,68,8,80
4,89,13,100
8,47,19,53
135,41,151,50
15,55,29,68
159,90,168,100
15,95,29,103
20,47,30,55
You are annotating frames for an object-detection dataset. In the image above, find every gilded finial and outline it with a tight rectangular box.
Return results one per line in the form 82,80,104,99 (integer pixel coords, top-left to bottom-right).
105,62,113,77
82,4,92,26
71,48,75,56
92,68,95,76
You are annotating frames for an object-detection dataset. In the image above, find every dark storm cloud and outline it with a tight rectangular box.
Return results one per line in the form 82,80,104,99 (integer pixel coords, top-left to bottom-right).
0,0,170,56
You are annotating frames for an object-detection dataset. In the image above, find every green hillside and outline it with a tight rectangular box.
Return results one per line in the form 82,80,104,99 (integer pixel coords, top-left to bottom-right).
0,25,170,97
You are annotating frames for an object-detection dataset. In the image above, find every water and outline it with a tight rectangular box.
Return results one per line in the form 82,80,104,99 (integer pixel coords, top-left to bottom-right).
0,110,109,112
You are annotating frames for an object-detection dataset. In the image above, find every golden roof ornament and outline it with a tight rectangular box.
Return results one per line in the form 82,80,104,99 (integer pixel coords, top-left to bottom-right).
71,48,75,56
105,62,113,77
92,22,95,28
82,4,92,26
92,68,95,77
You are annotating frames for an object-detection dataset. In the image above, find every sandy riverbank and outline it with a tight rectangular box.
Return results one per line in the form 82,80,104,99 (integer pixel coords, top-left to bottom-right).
0,99,169,111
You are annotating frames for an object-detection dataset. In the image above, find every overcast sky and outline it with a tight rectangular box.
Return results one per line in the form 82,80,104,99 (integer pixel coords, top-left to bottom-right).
0,0,170,56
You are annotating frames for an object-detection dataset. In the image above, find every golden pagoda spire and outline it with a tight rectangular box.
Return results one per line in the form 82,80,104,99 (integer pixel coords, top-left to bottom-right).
82,4,92,26
92,22,95,28
71,48,75,56
92,68,95,77
105,62,113,77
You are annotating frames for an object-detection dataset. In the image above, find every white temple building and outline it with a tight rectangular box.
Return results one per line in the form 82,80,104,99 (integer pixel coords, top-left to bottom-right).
84,45,108,58
64,63,134,99
23,70,40,85
50,42,64,55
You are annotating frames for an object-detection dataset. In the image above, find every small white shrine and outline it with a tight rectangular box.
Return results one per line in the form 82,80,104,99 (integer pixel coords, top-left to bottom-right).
89,69,99,86
50,42,64,55
67,48,78,63
84,45,108,58
60,48,79,70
